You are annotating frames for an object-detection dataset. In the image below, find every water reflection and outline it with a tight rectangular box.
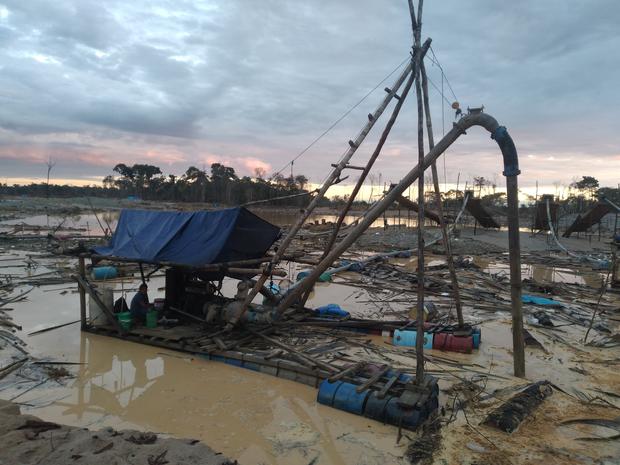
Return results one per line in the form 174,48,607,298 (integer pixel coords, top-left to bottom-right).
40,332,403,465
55,333,166,422
474,257,605,287
253,210,420,229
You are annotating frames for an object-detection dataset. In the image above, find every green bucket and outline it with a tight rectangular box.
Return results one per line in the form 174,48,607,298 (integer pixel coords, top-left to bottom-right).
117,311,132,331
146,310,158,329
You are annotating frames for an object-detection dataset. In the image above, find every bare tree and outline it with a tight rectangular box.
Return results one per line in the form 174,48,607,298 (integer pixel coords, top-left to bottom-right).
45,156,56,198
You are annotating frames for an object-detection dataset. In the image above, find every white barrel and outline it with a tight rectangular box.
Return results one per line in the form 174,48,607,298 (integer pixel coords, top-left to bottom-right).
88,286,114,326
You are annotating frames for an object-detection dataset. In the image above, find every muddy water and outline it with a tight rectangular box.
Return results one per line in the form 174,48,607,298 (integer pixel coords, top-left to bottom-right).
0,212,119,236
1,257,406,465
473,257,606,287
3,245,620,464
14,330,405,465
1,210,417,236
252,210,419,229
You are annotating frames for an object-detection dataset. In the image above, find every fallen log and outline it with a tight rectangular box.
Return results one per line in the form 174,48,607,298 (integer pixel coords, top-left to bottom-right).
482,381,553,433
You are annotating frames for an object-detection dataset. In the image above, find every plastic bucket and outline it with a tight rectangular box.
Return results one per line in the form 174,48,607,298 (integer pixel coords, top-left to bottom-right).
146,310,158,328
393,330,433,349
92,266,118,280
117,311,132,331
472,327,481,349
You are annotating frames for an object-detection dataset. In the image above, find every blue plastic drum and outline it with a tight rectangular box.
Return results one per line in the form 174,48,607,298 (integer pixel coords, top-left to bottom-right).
363,392,392,421
317,379,342,407
333,382,370,415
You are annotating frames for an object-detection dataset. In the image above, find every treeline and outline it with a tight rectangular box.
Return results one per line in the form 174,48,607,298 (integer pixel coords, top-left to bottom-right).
0,162,329,208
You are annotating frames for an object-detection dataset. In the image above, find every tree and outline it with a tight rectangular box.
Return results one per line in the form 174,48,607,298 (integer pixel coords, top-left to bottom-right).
183,166,208,202
102,175,115,189
473,176,487,196
113,163,134,180
45,156,56,198
210,163,237,181
294,174,309,190
570,176,599,199
254,167,267,180
271,173,286,185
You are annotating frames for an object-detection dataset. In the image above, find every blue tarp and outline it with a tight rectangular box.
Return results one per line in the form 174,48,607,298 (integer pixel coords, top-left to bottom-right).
93,207,280,267
521,294,564,307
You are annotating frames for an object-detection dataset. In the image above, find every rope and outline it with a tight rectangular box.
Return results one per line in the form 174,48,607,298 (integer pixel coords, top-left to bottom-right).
271,56,411,179
240,189,319,207
428,46,458,103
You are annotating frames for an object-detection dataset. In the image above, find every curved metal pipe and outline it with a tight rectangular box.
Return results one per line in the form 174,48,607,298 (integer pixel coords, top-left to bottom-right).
276,111,526,377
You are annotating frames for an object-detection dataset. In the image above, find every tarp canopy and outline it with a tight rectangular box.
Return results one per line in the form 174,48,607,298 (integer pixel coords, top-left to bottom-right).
93,207,281,267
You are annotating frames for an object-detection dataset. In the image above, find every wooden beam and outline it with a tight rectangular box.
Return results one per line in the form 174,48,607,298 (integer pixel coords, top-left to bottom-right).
355,365,390,393
233,57,419,325
320,39,432,262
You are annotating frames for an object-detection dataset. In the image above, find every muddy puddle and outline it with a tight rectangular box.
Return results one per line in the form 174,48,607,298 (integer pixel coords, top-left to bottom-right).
0,212,119,236
0,256,407,465
473,256,606,287
10,330,405,465
1,210,418,237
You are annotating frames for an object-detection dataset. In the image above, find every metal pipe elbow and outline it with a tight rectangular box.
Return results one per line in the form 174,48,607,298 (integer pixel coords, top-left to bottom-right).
456,113,520,177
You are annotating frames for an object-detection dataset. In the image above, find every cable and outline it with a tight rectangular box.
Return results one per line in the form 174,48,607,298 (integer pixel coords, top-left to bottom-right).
429,46,458,103
271,56,411,178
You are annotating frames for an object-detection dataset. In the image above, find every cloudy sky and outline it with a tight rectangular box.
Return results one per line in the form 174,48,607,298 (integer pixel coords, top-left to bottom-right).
0,0,618,194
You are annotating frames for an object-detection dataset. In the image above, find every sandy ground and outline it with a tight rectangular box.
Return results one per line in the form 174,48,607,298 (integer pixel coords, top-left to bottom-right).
460,227,612,254
0,399,235,465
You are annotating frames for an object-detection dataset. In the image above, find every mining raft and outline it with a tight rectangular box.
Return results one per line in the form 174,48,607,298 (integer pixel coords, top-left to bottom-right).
73,2,528,431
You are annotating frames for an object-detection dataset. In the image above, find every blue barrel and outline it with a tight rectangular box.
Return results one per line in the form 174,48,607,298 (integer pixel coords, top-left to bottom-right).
385,398,422,429
333,382,370,414
393,330,433,349
363,392,392,421
472,327,481,349
242,362,260,372
317,379,342,406
225,357,243,367
92,266,118,280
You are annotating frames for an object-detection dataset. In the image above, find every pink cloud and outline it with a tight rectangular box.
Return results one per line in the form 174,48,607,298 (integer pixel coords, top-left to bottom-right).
203,155,272,176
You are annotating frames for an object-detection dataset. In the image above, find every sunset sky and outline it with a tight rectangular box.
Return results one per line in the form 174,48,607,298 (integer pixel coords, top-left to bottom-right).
0,0,618,195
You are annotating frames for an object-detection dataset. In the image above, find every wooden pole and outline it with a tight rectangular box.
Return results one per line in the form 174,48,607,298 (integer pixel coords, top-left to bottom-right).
276,112,518,321
78,256,87,330
420,60,464,327
321,40,431,258
506,175,525,377
232,59,418,325
410,0,426,385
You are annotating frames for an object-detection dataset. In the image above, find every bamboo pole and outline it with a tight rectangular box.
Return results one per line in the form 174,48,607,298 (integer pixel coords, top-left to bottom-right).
410,0,426,385
506,175,525,377
276,112,512,314
78,256,87,330
321,40,431,257
420,60,464,327
232,55,419,325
